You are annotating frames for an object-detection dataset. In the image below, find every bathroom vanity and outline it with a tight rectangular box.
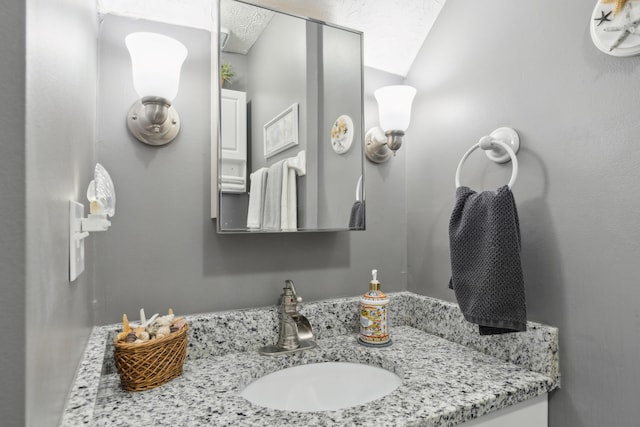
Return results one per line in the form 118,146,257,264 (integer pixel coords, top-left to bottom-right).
62,292,559,426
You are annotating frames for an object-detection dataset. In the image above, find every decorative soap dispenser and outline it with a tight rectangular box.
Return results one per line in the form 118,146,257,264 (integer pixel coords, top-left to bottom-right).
359,269,391,347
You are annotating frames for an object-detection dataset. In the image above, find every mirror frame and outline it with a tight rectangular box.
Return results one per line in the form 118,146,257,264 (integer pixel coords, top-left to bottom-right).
213,0,365,233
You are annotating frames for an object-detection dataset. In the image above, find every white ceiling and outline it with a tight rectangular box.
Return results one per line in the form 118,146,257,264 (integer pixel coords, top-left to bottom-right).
220,0,274,55
98,0,446,77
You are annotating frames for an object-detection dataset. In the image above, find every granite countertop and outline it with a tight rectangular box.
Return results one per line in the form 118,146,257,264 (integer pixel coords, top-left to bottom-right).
62,292,560,426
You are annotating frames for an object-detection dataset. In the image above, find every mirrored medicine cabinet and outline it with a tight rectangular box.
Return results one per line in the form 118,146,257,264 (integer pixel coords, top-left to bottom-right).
214,0,365,233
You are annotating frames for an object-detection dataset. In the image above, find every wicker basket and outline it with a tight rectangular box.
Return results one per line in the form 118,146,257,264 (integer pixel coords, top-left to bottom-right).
113,324,188,392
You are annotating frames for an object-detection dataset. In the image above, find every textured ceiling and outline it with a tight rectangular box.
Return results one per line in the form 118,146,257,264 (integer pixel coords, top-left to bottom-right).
97,0,446,77
252,0,445,76
220,0,274,55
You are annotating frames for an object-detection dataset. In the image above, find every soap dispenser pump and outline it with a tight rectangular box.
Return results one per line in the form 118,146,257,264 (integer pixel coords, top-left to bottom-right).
359,269,391,347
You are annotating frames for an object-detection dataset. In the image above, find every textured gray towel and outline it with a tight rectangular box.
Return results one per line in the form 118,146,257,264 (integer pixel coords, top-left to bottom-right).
448,185,527,335
348,200,365,229
262,160,284,230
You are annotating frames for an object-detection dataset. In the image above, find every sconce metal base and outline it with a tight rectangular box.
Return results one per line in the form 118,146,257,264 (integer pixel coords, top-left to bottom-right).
127,97,181,146
365,127,405,163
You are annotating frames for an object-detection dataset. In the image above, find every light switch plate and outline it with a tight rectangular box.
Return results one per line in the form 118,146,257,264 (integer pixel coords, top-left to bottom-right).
69,200,85,281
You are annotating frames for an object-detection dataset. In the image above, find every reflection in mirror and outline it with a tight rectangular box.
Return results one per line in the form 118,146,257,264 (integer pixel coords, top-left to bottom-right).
217,0,365,233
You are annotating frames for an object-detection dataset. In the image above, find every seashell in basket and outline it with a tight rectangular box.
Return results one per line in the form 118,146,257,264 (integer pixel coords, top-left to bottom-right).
172,318,187,330
156,325,171,339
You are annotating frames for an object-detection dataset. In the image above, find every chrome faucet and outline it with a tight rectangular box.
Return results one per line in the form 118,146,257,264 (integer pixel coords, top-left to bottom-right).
259,280,317,356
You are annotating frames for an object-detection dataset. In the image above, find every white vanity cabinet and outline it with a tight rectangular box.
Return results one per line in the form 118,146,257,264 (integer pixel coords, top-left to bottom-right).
220,89,247,193
463,393,547,426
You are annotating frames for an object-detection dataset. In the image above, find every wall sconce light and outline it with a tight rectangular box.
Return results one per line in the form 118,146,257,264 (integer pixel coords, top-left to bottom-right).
365,85,417,163
126,32,188,146
69,163,116,281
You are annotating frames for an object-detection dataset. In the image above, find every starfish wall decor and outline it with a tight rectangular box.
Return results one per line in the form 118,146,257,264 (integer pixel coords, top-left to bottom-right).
591,0,640,56
594,10,613,26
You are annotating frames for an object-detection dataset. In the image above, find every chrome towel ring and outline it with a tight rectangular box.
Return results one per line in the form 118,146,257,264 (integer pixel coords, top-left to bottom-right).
455,127,520,189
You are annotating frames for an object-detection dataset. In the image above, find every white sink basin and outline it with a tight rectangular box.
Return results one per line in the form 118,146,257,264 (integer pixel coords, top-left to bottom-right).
239,362,402,412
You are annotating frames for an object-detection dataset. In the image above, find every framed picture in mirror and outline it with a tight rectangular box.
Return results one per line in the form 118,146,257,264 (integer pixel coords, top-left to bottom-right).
264,103,299,158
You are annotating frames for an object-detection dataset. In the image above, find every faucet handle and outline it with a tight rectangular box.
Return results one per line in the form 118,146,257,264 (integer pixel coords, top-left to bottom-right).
284,279,296,295
284,280,302,301
281,280,302,313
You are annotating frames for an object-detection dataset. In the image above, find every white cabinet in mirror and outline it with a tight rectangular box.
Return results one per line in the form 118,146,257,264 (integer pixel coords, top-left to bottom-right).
220,89,247,193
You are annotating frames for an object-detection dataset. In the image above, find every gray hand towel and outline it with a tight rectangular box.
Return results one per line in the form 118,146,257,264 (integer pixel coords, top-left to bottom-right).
262,160,284,231
448,185,527,335
348,200,365,229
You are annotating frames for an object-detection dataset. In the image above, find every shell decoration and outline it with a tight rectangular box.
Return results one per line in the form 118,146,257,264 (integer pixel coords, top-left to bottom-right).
601,0,628,16
115,308,187,345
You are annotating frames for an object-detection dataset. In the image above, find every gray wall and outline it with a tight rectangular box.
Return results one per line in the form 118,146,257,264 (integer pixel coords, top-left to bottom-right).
405,0,640,426
94,14,406,324
248,13,313,228
24,0,98,426
0,1,26,425
248,13,308,171
318,24,363,228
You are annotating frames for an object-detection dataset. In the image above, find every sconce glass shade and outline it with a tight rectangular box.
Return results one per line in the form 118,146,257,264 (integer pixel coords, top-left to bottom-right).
125,32,188,146
125,32,188,101
365,85,417,163
374,85,417,132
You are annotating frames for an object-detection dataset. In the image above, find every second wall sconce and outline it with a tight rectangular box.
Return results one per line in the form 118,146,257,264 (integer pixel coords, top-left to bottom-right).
365,85,416,163
126,32,188,146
